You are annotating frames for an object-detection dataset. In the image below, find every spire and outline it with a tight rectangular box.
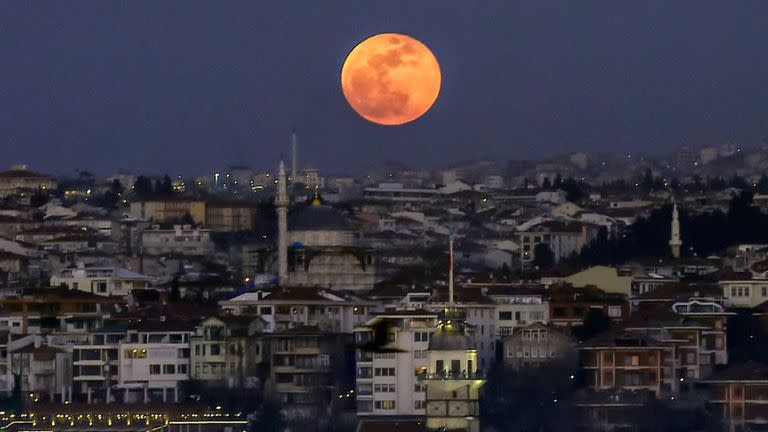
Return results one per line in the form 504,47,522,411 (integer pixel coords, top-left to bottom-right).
290,130,298,184
669,202,681,258
276,161,289,284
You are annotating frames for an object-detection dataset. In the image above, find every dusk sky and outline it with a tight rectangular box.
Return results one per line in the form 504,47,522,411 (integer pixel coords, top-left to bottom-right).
2,1,768,176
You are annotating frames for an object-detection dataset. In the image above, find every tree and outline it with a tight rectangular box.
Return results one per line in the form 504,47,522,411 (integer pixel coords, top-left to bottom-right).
156,175,174,196
542,177,552,190
133,176,154,198
553,173,563,189
482,362,579,432
532,243,555,269
249,380,285,432
169,276,181,302
560,177,585,202
573,308,611,342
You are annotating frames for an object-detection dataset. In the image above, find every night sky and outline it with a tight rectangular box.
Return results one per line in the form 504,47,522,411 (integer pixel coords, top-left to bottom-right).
2,1,768,176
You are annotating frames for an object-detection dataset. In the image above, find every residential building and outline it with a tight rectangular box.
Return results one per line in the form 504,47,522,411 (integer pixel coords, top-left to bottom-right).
517,221,600,267
205,201,259,232
700,361,768,432
580,330,679,395
129,198,206,225
354,310,438,417
0,165,57,198
501,323,576,370
140,224,213,256
50,264,155,297
548,284,629,327
219,286,374,333
10,341,72,403
265,326,351,418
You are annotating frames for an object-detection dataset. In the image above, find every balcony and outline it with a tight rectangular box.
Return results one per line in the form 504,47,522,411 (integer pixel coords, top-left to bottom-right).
418,371,485,380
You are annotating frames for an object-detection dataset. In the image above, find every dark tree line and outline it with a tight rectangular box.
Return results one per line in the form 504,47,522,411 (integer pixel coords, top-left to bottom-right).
573,190,768,266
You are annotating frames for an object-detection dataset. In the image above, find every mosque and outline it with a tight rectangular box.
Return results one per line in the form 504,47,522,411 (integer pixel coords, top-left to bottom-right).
274,161,376,291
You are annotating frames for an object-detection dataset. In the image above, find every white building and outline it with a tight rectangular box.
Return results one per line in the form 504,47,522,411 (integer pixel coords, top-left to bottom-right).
50,264,155,297
363,183,440,203
354,310,438,417
112,322,192,403
140,224,213,256
219,286,375,333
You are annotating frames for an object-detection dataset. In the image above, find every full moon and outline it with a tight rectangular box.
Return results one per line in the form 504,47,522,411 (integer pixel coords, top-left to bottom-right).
341,33,441,126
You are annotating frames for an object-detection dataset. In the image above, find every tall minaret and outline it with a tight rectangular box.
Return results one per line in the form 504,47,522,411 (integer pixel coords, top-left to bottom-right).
290,130,298,184
276,161,289,284
670,202,681,258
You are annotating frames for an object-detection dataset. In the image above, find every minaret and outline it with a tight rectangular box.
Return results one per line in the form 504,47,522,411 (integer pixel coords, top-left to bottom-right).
276,161,289,284
670,202,681,258
290,130,298,184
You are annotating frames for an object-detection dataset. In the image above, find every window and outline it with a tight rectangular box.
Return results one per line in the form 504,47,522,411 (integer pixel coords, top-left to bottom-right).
553,307,566,318
163,364,176,374
414,350,427,358
608,306,622,318
210,344,221,356
125,348,148,359
259,307,273,315
375,400,395,410
414,332,430,342
194,345,200,356
357,401,373,413
96,281,108,293
179,364,187,374
374,384,396,392
414,400,426,409
149,364,161,375
374,367,395,376
414,383,426,392
387,333,395,342
498,312,512,321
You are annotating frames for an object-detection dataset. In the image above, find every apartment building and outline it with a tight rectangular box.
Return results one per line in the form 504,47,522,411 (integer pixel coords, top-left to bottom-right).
112,320,193,403
354,310,438,417
189,316,262,388
50,264,155,297
140,224,213,256
580,330,679,396
548,284,629,327
501,322,576,370
480,284,549,337
220,286,375,333
265,326,351,418
700,362,768,432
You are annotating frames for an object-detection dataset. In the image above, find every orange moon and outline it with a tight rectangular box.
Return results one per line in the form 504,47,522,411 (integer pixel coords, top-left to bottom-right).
341,33,441,126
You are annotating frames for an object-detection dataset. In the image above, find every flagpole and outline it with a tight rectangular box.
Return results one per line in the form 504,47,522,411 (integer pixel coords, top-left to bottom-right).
449,232,454,306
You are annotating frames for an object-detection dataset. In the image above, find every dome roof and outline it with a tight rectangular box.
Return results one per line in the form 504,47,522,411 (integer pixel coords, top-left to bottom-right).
428,330,475,351
428,307,475,351
288,204,350,231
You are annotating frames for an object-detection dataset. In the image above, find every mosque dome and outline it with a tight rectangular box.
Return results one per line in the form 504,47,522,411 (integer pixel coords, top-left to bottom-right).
288,203,350,231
